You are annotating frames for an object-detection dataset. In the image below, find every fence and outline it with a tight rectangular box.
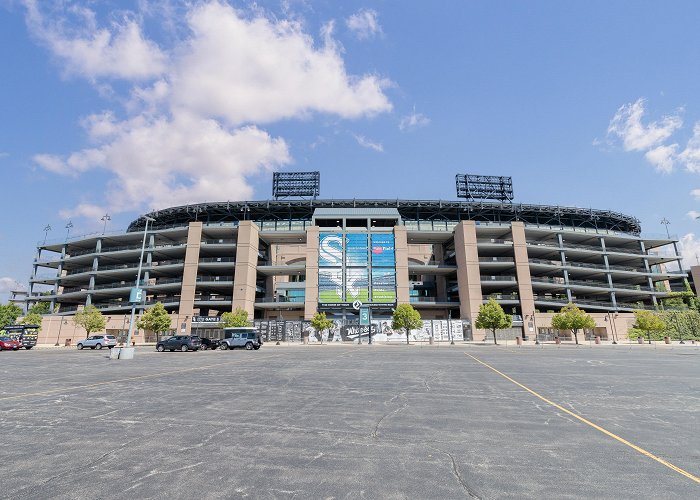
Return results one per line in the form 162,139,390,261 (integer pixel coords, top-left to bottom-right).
250,319,471,344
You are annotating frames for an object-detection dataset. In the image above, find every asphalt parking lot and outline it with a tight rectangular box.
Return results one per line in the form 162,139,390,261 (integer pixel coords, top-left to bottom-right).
0,344,698,499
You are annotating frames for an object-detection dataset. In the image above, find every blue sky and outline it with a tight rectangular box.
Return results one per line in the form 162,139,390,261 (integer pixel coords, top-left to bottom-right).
2,0,700,301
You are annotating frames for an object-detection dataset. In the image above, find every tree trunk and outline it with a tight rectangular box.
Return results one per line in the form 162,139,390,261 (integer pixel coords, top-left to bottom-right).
406,328,410,344
492,329,498,344
573,329,579,345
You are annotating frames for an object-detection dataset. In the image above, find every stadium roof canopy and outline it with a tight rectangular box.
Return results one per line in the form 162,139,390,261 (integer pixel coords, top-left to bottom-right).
128,199,641,235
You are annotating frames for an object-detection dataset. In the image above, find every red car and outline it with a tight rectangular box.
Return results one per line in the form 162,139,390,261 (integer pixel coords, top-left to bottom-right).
0,336,21,351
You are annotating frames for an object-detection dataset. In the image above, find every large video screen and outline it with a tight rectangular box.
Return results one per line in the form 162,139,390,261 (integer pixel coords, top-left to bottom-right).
371,234,395,267
345,234,368,266
346,268,369,302
371,268,396,302
319,233,343,267
319,268,343,302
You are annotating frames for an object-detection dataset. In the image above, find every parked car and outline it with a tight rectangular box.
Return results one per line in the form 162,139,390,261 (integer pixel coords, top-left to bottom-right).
0,336,21,351
199,337,220,350
156,335,201,352
76,335,117,350
219,328,261,350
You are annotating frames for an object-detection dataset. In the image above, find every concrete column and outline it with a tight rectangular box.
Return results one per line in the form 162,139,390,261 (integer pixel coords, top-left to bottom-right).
266,244,277,300
233,221,259,318
558,234,573,302
511,222,535,319
454,221,483,339
179,222,203,331
394,226,410,305
691,266,700,297
304,226,319,320
433,243,447,302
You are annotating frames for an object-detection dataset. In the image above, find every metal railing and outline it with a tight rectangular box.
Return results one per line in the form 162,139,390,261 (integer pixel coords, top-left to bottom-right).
478,257,515,263
480,275,517,281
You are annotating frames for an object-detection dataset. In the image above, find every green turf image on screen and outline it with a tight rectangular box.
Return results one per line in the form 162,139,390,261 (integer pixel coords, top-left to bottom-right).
319,289,343,302
371,290,396,303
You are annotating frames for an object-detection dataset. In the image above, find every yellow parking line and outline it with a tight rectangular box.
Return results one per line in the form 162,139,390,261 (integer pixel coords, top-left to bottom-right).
464,352,700,486
0,354,282,402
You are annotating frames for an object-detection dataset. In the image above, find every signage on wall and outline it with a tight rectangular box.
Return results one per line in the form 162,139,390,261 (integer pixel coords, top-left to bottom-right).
192,316,222,324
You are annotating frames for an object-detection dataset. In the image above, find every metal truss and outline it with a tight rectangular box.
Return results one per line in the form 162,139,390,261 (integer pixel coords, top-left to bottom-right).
128,199,641,235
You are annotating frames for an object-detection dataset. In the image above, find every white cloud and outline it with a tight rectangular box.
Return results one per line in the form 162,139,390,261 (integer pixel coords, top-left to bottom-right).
0,277,22,294
0,152,9,159
28,1,393,218
686,210,700,220
678,233,700,268
399,109,430,131
678,124,700,173
23,0,167,81
346,8,382,40
606,98,682,153
354,134,383,152
644,144,678,174
59,203,110,221
52,112,291,212
172,2,391,126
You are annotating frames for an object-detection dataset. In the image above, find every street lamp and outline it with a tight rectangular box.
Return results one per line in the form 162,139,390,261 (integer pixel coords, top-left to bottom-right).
43,224,52,245
65,221,73,241
530,311,539,345
123,216,155,357
605,312,618,344
54,318,68,346
101,214,111,235
448,309,454,345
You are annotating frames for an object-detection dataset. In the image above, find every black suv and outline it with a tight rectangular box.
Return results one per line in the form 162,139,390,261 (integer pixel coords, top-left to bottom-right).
156,335,202,352
199,337,220,350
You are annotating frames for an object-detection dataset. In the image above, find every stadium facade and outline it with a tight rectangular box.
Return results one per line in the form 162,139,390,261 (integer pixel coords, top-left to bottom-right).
29,199,685,344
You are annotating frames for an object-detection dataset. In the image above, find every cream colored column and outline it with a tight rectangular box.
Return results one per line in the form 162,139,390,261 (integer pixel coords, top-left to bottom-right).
454,221,484,339
304,226,320,320
691,266,700,297
433,244,447,302
511,221,535,322
233,221,260,318
394,226,410,304
179,222,203,332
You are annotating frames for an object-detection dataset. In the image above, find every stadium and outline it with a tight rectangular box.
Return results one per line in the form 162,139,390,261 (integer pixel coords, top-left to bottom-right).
28,174,685,344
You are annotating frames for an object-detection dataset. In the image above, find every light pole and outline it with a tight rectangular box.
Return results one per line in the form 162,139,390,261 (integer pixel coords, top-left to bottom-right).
605,312,618,344
448,309,454,345
101,214,111,235
65,221,73,241
54,318,67,346
43,224,52,245
530,311,539,345
123,216,155,357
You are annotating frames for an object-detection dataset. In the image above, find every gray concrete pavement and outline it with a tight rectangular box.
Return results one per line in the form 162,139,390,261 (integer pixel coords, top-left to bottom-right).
0,344,698,499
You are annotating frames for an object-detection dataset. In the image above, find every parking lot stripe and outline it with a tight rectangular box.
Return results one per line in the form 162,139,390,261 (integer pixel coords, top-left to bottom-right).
464,352,700,486
0,353,284,402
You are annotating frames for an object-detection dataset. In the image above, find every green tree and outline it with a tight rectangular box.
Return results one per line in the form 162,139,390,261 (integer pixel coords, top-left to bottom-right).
221,307,252,327
136,303,172,339
392,304,423,344
474,298,512,345
551,303,595,345
73,305,106,337
310,312,333,344
19,312,44,330
634,310,665,345
28,302,51,315
0,303,23,327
